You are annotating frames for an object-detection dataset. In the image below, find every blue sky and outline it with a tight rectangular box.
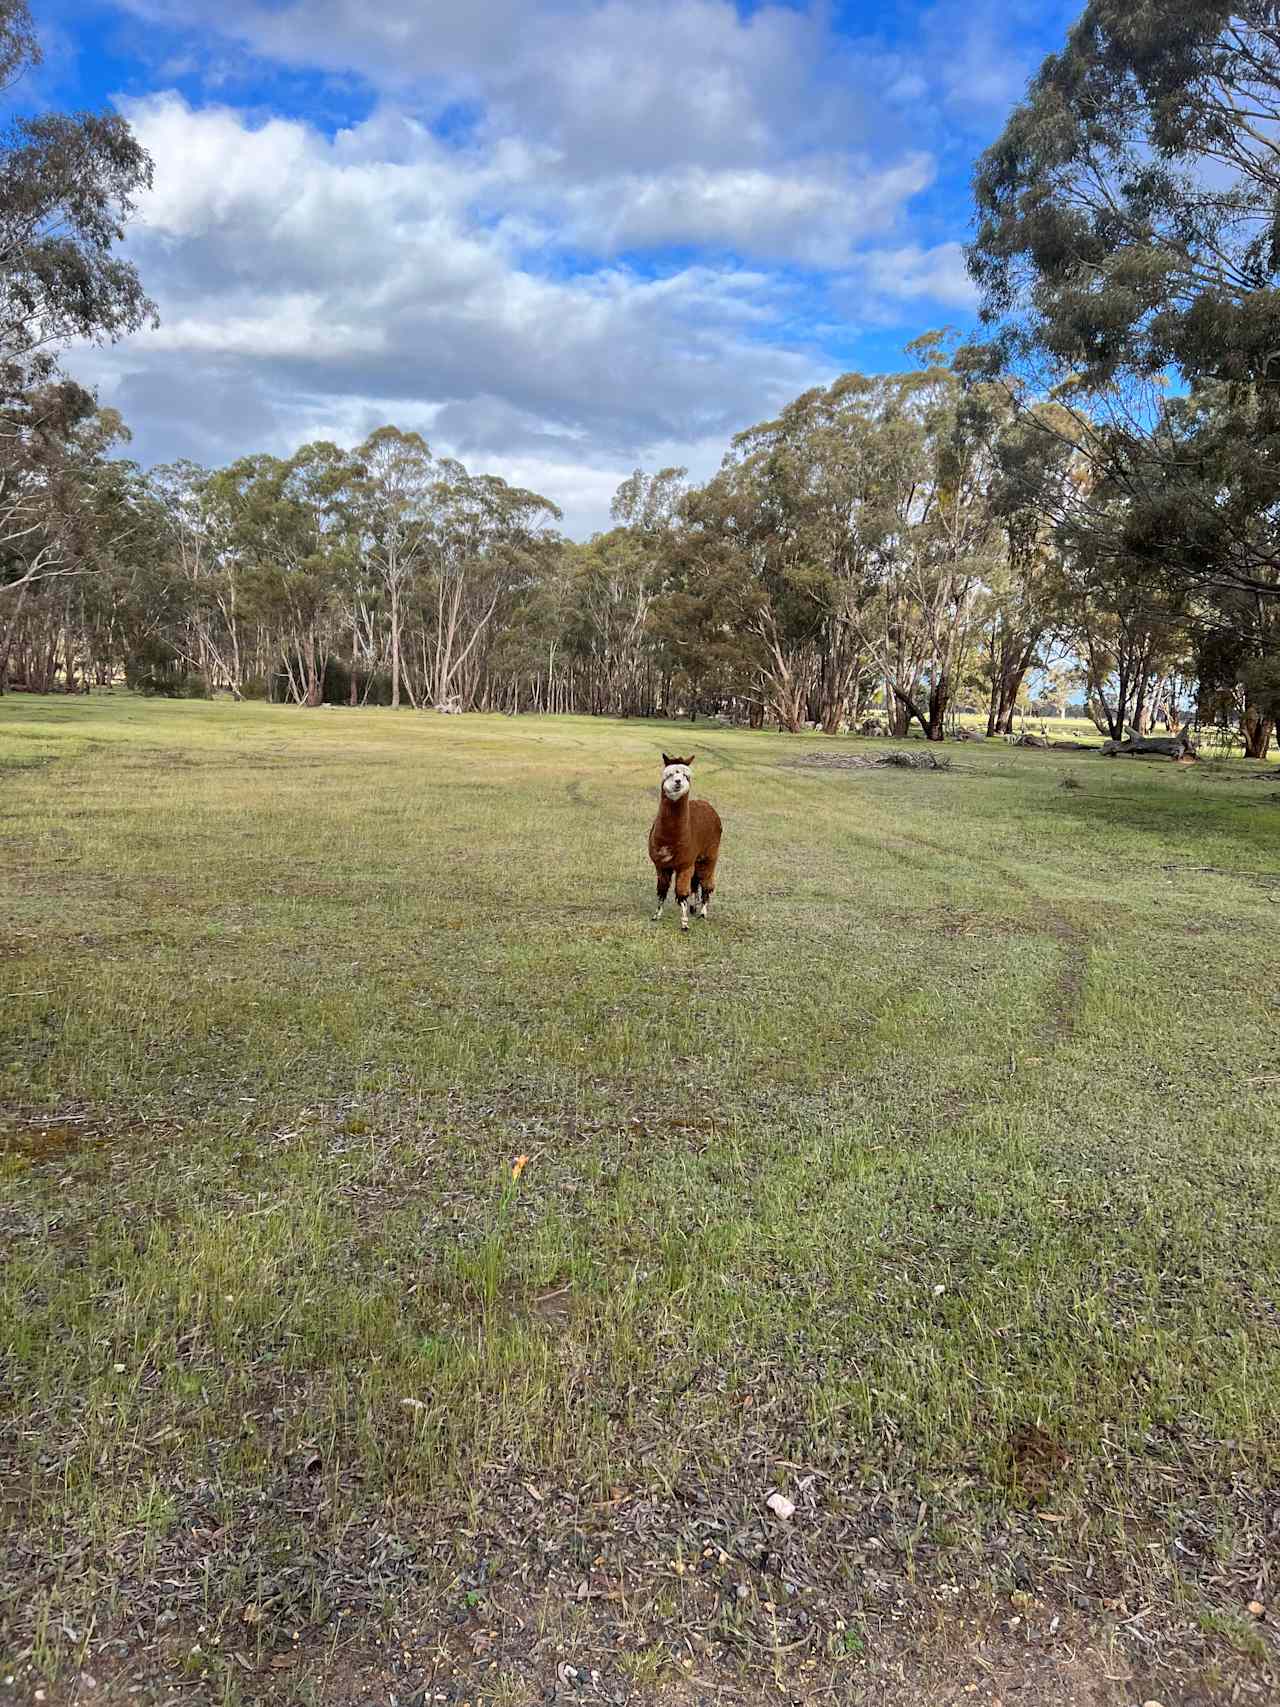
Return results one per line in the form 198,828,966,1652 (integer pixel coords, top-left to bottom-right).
32,0,1079,534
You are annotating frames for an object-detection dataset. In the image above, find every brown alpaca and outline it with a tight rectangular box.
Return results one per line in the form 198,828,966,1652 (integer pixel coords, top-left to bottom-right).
648,753,722,931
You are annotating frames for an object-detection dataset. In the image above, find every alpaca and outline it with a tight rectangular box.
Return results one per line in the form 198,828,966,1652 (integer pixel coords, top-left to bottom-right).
648,753,722,931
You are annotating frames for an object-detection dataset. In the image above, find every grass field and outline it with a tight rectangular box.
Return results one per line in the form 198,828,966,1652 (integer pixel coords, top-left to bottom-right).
2,697,1279,1707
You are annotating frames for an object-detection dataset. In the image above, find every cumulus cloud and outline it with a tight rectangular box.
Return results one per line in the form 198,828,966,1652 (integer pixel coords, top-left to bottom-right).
859,243,980,310
109,0,937,266
63,0,1045,533
548,155,936,267
76,95,828,533
114,0,898,169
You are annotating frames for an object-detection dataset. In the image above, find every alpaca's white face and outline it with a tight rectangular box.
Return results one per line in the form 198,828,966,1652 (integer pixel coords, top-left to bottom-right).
661,763,691,801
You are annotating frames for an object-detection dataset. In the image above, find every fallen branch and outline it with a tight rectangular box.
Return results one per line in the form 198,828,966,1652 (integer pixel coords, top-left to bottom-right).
1100,726,1197,762
790,749,953,772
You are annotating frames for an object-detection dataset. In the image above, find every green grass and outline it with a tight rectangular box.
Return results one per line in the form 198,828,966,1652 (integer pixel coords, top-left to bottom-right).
1,696,1278,1704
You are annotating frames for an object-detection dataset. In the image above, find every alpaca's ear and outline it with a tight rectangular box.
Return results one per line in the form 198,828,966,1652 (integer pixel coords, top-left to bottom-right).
685,754,694,764
662,752,673,767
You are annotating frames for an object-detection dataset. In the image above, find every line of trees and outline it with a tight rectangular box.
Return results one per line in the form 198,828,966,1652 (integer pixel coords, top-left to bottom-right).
0,341,1268,753
2,0,1278,756
0,345,1226,744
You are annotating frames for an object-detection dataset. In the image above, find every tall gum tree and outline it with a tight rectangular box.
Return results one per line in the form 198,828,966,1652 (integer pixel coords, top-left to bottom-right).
0,0,155,607
212,448,351,707
417,461,560,709
967,0,1280,760
347,427,435,711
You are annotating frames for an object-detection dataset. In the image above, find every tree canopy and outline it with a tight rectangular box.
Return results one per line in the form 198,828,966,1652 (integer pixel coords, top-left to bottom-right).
969,0,1280,391
0,0,156,610
0,0,156,399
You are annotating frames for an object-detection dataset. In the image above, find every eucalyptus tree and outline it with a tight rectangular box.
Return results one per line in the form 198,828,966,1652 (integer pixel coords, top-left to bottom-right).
1,382,95,662
978,402,1077,734
671,457,818,732
0,395,138,690
477,555,572,713
561,529,660,715
0,0,155,607
794,343,1003,740
1056,497,1191,739
347,427,436,709
723,380,885,732
885,341,1007,739
0,0,155,400
72,450,172,689
148,460,241,697
1168,391,1280,755
611,465,688,536
666,344,1009,737
415,461,560,709
971,1,1280,400
548,467,688,717
968,0,1280,616
211,446,353,706
1197,594,1280,757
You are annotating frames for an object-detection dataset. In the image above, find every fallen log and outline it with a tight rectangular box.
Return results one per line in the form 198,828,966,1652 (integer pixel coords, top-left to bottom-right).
1100,726,1197,761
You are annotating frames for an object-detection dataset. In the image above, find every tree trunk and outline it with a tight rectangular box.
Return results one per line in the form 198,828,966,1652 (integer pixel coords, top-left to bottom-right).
1243,704,1274,760
1101,727,1197,761
819,688,846,734
228,581,242,695
985,678,1002,738
0,581,30,694
922,675,951,742
390,577,401,710
988,662,1033,735
305,633,322,707
893,679,949,741
1086,692,1124,741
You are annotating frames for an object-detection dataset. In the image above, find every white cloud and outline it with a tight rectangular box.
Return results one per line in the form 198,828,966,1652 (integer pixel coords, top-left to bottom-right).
74,95,830,535
860,243,979,309
114,0,899,172
112,0,936,266
550,155,935,266
65,0,1032,533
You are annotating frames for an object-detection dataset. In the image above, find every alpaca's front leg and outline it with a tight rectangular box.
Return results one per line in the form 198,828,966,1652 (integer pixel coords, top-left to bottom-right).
674,868,694,932
652,868,672,922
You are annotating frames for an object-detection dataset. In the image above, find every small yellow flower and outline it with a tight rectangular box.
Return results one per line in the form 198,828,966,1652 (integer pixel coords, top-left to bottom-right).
511,1154,529,1182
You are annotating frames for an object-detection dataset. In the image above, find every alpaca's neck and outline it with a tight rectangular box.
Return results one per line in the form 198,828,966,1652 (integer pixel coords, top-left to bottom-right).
657,792,689,828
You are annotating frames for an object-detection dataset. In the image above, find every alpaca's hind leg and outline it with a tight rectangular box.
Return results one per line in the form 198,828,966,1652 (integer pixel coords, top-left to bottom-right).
652,867,672,922
696,855,717,919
